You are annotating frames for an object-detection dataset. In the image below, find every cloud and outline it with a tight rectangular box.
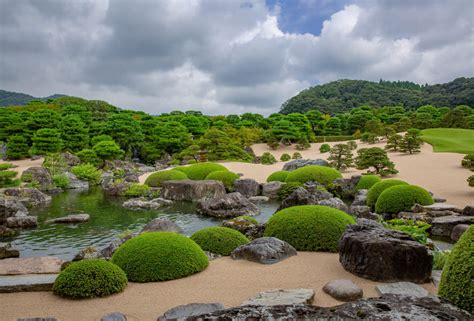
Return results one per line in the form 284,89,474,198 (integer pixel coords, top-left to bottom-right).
0,0,472,115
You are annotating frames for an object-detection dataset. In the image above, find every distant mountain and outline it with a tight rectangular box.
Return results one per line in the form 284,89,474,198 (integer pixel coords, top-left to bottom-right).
0,89,66,107
280,77,474,115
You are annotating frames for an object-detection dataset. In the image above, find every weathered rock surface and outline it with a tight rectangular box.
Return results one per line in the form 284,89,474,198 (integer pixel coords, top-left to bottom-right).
322,279,363,301
73,246,101,261
103,181,130,196
233,179,261,197
63,172,89,189
6,215,37,228
349,205,378,220
231,237,297,264
45,213,89,224
0,274,58,293
376,282,429,298
122,198,173,210
431,215,473,237
278,187,319,210
332,175,361,199
2,187,51,208
450,224,469,241
462,205,474,216
0,196,28,224
318,197,349,213
197,192,259,218
61,152,81,167
160,180,226,202
140,217,183,233
0,243,19,259
101,312,127,321
21,167,52,190
222,216,257,235
0,256,63,275
413,203,463,215
241,288,315,306
157,303,224,321
248,196,269,203
282,159,329,171
0,225,15,237
262,181,284,199
352,189,368,206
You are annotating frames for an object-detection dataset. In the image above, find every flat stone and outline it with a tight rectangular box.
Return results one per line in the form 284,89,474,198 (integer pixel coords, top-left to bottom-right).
160,180,226,202
376,282,429,298
122,198,173,210
0,274,58,292
6,215,38,228
433,196,446,203
0,256,64,275
241,288,314,306
17,318,57,321
412,203,462,214
322,279,363,301
450,224,469,241
45,213,89,224
157,303,224,321
231,237,297,264
431,215,473,237
248,196,269,203
101,312,127,321
140,217,183,234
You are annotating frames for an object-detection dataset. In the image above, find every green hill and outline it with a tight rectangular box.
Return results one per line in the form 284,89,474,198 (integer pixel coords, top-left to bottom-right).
0,89,66,106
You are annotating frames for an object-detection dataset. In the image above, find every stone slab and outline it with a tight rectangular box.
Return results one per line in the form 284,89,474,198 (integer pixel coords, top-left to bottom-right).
376,282,429,298
0,256,64,275
0,274,58,292
241,288,314,306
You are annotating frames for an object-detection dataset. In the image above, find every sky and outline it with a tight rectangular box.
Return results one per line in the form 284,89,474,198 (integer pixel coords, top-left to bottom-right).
0,0,473,115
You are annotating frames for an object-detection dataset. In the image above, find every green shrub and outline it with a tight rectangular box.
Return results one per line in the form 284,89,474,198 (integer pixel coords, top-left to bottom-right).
205,170,239,190
144,170,188,187
0,163,15,171
175,162,227,180
280,153,291,161
461,154,474,170
264,205,355,251
53,174,70,189
124,183,150,197
468,175,474,187
375,185,434,214
53,259,127,299
347,140,357,150
71,164,102,185
366,179,409,209
292,152,302,159
433,250,451,270
0,169,19,188
266,170,290,182
261,152,277,165
190,227,249,256
277,182,303,200
76,149,99,165
355,175,381,191
235,215,258,225
383,219,431,244
439,225,473,313
285,165,342,186
319,144,331,153
6,135,29,160
112,232,208,282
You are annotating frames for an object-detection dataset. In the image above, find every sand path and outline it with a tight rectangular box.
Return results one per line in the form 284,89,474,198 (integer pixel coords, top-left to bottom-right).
0,158,44,176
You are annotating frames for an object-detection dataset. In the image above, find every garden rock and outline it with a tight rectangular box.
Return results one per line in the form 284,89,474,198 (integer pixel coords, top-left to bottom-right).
233,179,261,197
433,196,447,203
222,216,257,235
103,181,130,196
157,303,224,321
278,187,319,210
21,167,52,190
241,288,314,306
99,234,135,260
248,196,269,203
6,216,37,228
0,197,28,224
63,172,88,189
205,251,222,261
462,205,474,216
352,189,368,206
318,197,349,213
231,237,297,264
349,205,378,220
122,198,173,210
0,243,19,259
45,214,89,224
282,159,328,171
376,282,429,298
101,312,127,321
450,224,469,241
160,180,226,202
0,226,15,237
332,175,361,199
431,215,473,237
61,152,81,167
262,181,284,199
101,171,114,187
412,203,462,215
2,188,51,208
197,192,259,218
322,279,363,301
0,274,58,293
73,246,100,261
0,256,64,275
140,217,183,234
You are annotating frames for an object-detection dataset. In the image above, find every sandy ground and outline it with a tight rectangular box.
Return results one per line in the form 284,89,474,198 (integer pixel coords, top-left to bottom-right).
0,157,44,177
0,252,436,321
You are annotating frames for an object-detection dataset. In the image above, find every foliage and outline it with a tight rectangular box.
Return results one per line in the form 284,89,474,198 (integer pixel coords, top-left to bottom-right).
205,170,239,190
292,152,302,159
266,170,290,182
433,250,451,270
198,128,251,162
355,147,398,176
277,182,303,200
60,114,89,152
280,153,291,161
347,140,357,150
53,174,70,189
92,140,125,161
43,153,68,176
153,121,191,155
319,144,331,153
179,144,201,162
375,185,434,214
234,215,258,225
175,162,227,180
385,134,403,151
383,219,430,244
71,163,102,185
421,128,474,154
327,143,353,170
285,165,342,186
31,128,63,155
0,164,19,188
124,183,150,197
355,175,381,191
76,149,99,166
361,132,379,144
399,129,423,154
6,135,29,160
261,152,277,165
190,227,249,256
468,175,474,187
461,154,474,171
144,170,188,187
366,179,409,208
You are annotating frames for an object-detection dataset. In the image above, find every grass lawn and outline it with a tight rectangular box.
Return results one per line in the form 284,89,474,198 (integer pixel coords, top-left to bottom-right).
421,128,474,154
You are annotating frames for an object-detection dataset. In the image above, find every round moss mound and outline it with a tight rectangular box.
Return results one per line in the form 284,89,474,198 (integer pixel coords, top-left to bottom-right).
366,179,409,208
190,226,250,256
266,170,290,182
175,162,227,180
285,165,342,186
235,215,258,225
355,175,381,191
264,205,355,251
375,185,434,214
205,170,239,190
144,169,188,187
111,232,208,282
438,225,473,313
53,259,127,299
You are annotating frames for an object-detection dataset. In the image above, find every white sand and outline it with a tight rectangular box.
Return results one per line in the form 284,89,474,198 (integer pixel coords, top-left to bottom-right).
0,158,44,177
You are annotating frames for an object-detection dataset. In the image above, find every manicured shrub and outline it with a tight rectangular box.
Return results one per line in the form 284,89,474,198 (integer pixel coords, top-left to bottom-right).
124,183,150,197
285,165,342,186
277,182,303,200
144,170,188,187
375,185,434,214
347,140,357,150
175,162,227,180
355,175,381,191
264,205,355,251
292,152,302,159
261,152,277,165
190,227,249,256
71,164,102,185
439,225,473,313
469,175,474,187
112,232,208,282
266,170,290,182
53,259,127,299
76,149,99,166
319,143,331,153
280,153,291,161
6,135,29,160
53,174,70,189
235,215,258,225
92,140,125,161
205,170,239,190
461,154,474,171
366,179,409,208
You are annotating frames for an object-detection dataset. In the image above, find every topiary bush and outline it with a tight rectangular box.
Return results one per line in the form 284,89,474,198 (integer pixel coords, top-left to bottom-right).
355,175,381,191
375,185,434,215
53,259,127,299
461,154,474,171
235,215,258,225
205,170,239,190
285,165,342,186
319,143,331,153
277,182,303,200
261,152,277,165
111,232,208,282
266,170,290,182
144,170,188,187
190,226,250,256
438,225,473,313
280,153,291,161
175,162,227,180
292,152,302,159
366,179,409,209
264,205,355,251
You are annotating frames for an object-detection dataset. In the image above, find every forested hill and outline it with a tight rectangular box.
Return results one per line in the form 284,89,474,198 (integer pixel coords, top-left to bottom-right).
280,77,474,115
0,89,65,107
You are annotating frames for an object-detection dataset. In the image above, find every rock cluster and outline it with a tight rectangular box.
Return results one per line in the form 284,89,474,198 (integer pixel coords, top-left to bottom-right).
233,178,261,197
231,237,297,264
122,198,172,210
282,159,329,171
197,192,259,218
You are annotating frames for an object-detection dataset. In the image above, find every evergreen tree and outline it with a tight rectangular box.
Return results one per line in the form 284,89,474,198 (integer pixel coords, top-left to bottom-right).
60,115,89,152
324,117,342,135
328,144,354,170
385,134,403,151
6,135,29,160
153,121,191,155
31,128,63,155
178,144,201,162
399,129,423,154
355,147,398,176
93,140,125,161
271,119,299,145
106,113,144,155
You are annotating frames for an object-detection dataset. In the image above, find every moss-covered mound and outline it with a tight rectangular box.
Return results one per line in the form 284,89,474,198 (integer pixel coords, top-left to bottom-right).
264,205,355,251
111,232,208,282
175,162,227,180
266,170,290,182
285,165,342,186
53,259,127,299
144,170,188,187
366,179,409,208
355,175,381,191
438,225,474,313
375,185,434,214
190,226,250,256
205,170,239,190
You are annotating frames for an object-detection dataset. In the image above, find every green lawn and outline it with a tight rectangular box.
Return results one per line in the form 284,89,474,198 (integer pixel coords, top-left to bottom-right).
421,128,474,154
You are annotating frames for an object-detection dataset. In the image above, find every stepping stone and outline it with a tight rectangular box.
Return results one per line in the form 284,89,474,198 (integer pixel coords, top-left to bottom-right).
231,237,297,265
45,213,89,224
241,288,314,306
157,303,224,321
322,279,363,301
101,312,127,321
0,256,64,275
0,274,58,292
376,282,429,298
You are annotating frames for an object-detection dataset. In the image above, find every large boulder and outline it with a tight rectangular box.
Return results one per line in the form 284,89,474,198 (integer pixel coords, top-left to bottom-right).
233,179,261,197
431,215,473,237
140,217,183,234
61,152,81,167
122,198,172,210
6,215,37,228
160,180,226,202
450,224,469,241
282,159,329,171
103,181,130,196
262,181,284,199
278,187,319,211
21,167,52,190
332,175,361,199
231,237,297,264
196,192,259,218
2,188,51,208
339,219,432,283
318,197,349,213
63,172,88,190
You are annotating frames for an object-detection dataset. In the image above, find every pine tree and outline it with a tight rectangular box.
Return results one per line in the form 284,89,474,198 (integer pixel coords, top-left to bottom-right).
385,134,403,151
6,135,30,160
328,144,354,170
355,147,398,176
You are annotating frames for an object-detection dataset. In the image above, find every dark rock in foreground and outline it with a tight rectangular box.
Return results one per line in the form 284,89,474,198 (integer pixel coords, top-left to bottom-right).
197,192,259,218
160,180,226,202
231,237,297,264
233,179,261,197
157,303,224,321
101,312,127,321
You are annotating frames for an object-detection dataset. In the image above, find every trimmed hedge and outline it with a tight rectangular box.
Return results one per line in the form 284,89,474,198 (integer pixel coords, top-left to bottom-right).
366,179,408,208
190,226,250,256
53,259,127,299
205,170,239,190
266,170,290,182
264,205,355,251
175,162,227,180
111,232,208,282
375,185,434,214
355,175,381,191
439,225,473,313
144,170,188,187
285,165,342,186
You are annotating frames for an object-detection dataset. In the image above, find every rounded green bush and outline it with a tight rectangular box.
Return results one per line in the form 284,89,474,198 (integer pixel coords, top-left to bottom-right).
375,185,434,214
266,170,290,182
261,152,277,165
438,225,473,313
280,153,291,161
319,143,331,153
235,215,258,225
144,169,188,187
355,175,381,191
111,232,208,282
285,165,342,186
190,226,250,256
175,162,227,180
53,259,127,299
264,205,355,251
366,179,409,208
205,170,239,190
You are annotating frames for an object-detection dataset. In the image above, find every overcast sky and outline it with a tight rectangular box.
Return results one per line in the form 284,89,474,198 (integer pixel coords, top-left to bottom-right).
1,0,473,115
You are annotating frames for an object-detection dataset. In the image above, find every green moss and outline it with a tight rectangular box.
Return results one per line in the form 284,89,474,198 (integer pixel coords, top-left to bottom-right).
236,216,258,225
375,185,434,214
144,170,188,187
355,175,381,191
277,182,302,200
53,259,127,299
285,165,342,186
366,179,409,208
205,170,239,190
111,232,208,282
190,226,250,256
266,170,290,182
175,162,227,180
264,205,355,251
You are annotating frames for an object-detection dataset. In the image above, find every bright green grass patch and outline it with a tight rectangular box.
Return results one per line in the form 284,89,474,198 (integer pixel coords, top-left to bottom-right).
421,128,474,154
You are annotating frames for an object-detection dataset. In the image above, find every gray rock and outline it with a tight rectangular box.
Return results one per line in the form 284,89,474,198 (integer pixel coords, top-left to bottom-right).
231,237,297,264
261,181,284,199
205,251,222,261
332,175,362,199
99,234,135,260
0,196,28,224
101,171,114,188
376,282,429,298
73,246,100,261
0,256,64,275
61,151,81,167
197,192,260,218
21,167,52,190
349,205,376,219
6,216,38,228
0,243,19,259
63,172,88,190
462,205,474,216
157,303,224,321
433,196,447,203
0,225,15,237
2,187,51,208
450,224,469,241
431,215,473,237
352,189,368,206
0,274,57,293
282,159,329,171
233,179,261,197
278,187,319,210
412,203,463,214
241,288,314,306
322,279,363,301
432,270,442,288
222,216,257,235
46,214,89,224
318,197,349,213
101,312,127,321
140,217,183,233
103,181,130,196
122,198,173,210
160,180,226,202
18,318,57,321
248,196,269,203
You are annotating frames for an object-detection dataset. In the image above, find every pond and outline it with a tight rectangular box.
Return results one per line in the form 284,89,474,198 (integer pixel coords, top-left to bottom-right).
5,188,280,260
